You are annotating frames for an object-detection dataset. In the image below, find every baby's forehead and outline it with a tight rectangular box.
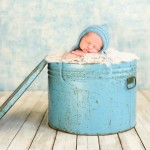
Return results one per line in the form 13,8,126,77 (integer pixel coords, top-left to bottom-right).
85,32,97,36
83,32,102,42
84,32,100,39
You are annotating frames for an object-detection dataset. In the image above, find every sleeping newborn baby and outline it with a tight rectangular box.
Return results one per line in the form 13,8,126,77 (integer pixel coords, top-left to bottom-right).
65,24,110,59
45,24,139,64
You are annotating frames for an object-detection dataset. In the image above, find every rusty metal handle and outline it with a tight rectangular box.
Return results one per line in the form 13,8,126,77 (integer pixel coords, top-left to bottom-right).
127,76,136,89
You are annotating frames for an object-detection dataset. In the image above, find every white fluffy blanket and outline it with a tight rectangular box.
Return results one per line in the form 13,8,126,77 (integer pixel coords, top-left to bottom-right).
45,49,139,65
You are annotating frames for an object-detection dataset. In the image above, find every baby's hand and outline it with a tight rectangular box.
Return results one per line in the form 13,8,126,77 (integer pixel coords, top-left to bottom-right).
65,53,80,59
71,50,86,56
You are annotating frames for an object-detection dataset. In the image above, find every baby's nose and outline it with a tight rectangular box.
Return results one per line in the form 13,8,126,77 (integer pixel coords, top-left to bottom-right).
88,44,93,49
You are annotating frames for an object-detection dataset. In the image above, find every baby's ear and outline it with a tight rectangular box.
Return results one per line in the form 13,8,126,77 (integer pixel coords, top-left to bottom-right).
100,45,104,51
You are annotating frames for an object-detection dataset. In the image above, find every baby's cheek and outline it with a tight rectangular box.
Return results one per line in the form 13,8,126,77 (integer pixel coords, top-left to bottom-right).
80,42,87,49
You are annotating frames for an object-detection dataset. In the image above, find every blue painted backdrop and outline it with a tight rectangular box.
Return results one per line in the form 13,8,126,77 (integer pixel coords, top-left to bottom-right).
0,0,150,90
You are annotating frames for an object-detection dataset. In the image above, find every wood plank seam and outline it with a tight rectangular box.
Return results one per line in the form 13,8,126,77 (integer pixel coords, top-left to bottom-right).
76,135,78,150
117,133,124,150
6,109,32,149
97,135,100,150
135,90,150,149
28,109,47,149
52,130,58,150
134,127,146,150
5,92,44,149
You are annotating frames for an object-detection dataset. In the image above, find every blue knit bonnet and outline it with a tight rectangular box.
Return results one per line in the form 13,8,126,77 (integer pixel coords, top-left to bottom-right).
72,24,110,53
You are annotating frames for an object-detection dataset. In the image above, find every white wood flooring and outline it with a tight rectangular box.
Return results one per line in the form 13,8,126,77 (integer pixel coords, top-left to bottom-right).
0,90,150,150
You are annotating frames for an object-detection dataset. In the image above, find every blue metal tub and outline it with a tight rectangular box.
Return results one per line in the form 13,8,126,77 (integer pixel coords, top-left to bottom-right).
47,60,137,135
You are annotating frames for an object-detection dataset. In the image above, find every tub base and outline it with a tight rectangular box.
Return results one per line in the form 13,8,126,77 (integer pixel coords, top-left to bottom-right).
48,123,136,135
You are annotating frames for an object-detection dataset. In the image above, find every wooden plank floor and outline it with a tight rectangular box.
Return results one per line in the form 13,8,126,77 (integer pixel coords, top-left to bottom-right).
0,90,150,150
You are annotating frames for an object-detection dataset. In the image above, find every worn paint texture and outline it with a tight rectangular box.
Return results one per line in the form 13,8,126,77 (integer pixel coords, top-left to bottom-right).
0,1,150,90
48,61,137,134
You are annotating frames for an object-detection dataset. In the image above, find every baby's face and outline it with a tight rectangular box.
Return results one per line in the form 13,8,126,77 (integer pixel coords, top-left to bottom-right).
79,32,103,53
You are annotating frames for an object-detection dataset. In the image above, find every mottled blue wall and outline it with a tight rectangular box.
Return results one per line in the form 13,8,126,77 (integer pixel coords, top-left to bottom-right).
0,0,150,90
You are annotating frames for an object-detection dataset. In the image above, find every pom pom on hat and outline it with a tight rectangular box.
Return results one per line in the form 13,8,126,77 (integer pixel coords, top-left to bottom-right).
72,24,110,52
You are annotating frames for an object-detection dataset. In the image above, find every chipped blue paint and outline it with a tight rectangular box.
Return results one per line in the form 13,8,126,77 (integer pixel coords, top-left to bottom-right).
48,60,137,135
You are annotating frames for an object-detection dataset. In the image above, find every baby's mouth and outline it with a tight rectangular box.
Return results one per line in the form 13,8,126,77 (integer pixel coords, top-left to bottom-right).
83,49,89,53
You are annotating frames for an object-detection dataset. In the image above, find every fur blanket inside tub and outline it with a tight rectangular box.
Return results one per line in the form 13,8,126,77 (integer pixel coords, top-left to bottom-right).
45,49,139,65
